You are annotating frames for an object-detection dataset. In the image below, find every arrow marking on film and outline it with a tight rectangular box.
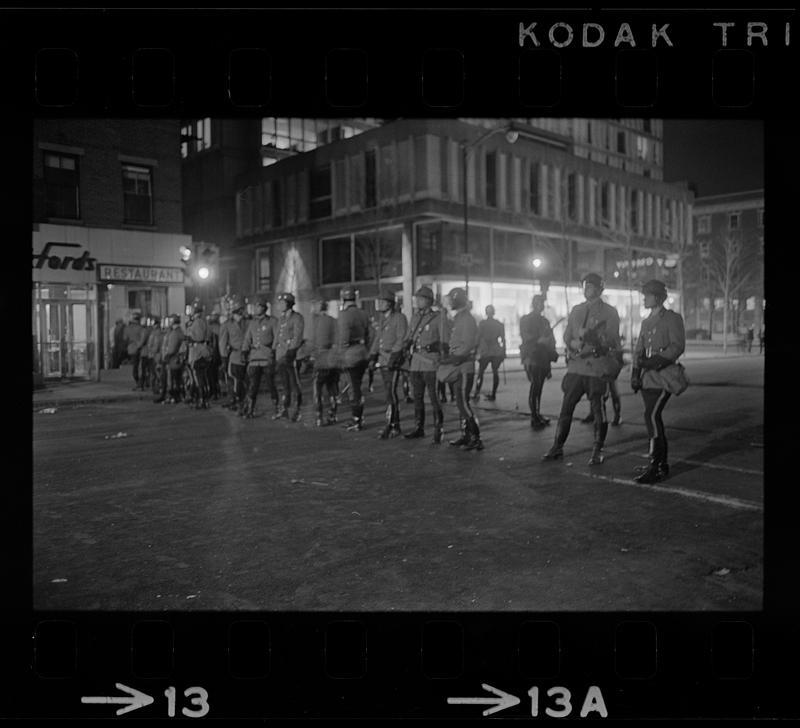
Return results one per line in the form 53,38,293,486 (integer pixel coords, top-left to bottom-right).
81,683,154,716
447,683,520,716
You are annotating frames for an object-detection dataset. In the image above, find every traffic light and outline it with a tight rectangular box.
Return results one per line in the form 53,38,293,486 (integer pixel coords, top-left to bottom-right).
187,242,219,285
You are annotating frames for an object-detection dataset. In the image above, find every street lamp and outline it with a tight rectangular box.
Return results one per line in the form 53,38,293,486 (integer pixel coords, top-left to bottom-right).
461,123,521,298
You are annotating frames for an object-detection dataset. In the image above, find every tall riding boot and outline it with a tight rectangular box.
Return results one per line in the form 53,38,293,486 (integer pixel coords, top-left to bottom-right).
272,398,289,420
611,398,621,426
432,412,444,444
588,421,609,465
635,437,669,483
404,407,425,438
536,391,550,426
542,417,571,461
245,395,258,419
462,417,484,451
449,418,468,447
315,402,325,427
346,403,363,431
327,396,338,425
379,405,393,439
389,403,402,437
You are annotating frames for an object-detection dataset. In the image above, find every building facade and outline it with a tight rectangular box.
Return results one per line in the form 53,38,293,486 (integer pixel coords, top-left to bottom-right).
224,118,692,352
33,119,191,380
686,189,764,338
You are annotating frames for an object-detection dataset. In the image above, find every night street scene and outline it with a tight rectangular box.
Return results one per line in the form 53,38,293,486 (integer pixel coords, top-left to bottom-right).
33,117,764,612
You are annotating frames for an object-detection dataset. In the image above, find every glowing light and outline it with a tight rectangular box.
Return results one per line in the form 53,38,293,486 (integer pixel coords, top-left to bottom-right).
198,265,210,280
179,245,192,262
532,258,543,269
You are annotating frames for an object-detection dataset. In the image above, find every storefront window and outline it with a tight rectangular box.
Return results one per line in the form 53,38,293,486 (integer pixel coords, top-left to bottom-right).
416,221,490,277
493,230,533,280
354,228,402,282
320,235,351,284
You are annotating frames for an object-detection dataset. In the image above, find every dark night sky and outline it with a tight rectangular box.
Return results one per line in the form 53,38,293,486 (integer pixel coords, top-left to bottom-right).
662,119,764,198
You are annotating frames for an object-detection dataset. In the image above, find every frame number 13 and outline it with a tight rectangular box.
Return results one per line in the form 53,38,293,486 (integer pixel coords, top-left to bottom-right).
164,687,210,718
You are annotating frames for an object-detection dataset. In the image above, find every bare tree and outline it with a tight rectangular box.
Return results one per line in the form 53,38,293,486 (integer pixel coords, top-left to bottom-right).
354,231,397,295
702,231,758,354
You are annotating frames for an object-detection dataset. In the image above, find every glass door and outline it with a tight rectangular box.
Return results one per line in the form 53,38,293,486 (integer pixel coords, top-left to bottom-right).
40,301,92,378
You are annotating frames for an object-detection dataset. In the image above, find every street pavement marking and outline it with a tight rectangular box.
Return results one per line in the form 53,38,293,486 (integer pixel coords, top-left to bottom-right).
575,471,763,512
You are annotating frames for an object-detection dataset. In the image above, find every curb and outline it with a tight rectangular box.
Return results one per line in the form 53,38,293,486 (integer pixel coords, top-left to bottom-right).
34,394,154,410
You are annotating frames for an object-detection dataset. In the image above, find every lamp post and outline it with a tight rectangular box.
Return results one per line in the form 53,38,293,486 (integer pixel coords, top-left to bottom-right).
461,124,520,299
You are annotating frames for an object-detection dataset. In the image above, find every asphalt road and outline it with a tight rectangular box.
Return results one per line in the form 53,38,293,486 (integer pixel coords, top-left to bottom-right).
33,357,763,611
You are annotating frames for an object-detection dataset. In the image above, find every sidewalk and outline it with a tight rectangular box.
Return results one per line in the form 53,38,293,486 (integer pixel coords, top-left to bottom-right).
33,343,764,411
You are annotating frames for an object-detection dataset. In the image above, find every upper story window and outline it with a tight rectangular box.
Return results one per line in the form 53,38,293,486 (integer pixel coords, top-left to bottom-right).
261,118,366,153
309,164,332,219
180,118,212,158
729,212,741,230
485,151,497,208
122,164,154,225
566,172,577,221
617,131,626,154
697,215,711,234
365,149,377,208
529,162,540,215
636,136,649,161
43,152,80,219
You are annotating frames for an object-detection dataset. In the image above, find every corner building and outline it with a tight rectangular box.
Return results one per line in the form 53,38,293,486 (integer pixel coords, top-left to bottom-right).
33,119,191,380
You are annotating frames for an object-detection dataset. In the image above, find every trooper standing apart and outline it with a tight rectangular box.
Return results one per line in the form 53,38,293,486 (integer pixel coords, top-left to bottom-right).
219,297,248,411
337,287,373,431
241,296,278,419
206,311,222,400
309,300,340,427
441,287,483,451
630,279,686,484
370,290,408,439
473,305,506,402
146,315,164,397
124,312,149,390
186,300,213,409
542,273,621,465
273,292,305,422
403,286,447,444
520,295,557,430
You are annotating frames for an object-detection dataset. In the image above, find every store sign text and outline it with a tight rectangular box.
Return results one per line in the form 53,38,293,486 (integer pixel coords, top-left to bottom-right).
99,264,185,284
33,242,97,271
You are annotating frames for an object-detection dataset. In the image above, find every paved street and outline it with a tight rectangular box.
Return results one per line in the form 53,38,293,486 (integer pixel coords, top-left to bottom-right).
33,356,763,612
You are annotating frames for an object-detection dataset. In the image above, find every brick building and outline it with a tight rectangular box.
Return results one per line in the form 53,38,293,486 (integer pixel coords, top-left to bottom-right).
33,119,192,380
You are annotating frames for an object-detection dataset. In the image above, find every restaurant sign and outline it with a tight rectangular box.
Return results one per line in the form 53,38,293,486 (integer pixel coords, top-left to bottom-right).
98,264,185,284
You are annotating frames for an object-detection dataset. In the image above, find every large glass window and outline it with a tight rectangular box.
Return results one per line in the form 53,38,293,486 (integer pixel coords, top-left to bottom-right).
529,162,540,215
122,164,153,225
354,228,403,282
485,151,497,207
493,230,533,280
180,118,212,157
44,152,80,219
566,172,577,220
365,149,377,208
416,221,443,276
321,236,351,284
309,164,332,219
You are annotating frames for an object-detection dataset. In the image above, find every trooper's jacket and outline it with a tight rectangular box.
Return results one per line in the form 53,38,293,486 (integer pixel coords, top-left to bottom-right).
519,312,556,369
125,321,148,356
447,308,478,376
275,310,304,360
310,312,338,370
564,298,621,378
147,326,165,363
634,307,686,390
476,317,505,359
370,310,408,368
242,314,277,366
405,307,449,373
219,317,246,366
186,315,210,364
337,303,372,367
161,325,184,366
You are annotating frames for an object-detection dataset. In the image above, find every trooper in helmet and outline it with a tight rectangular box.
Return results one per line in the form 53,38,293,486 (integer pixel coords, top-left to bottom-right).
473,304,507,402
337,286,373,431
370,289,408,439
206,310,222,401
240,295,278,418
630,279,686,484
309,299,341,426
124,311,149,391
185,299,212,409
542,272,621,465
218,296,247,412
402,285,448,444
273,292,305,421
519,295,557,429
156,314,185,404
441,287,483,451
146,315,164,398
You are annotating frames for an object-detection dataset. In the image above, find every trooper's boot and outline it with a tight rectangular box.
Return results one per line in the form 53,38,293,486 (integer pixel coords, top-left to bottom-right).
315,408,324,427
541,418,570,461
291,406,302,422
378,406,393,440
450,418,469,447
462,417,484,451
272,400,289,420
634,438,670,483
244,396,257,419
327,396,338,426
404,407,425,439
536,392,550,426
588,421,609,465
432,413,444,444
345,404,364,431
611,399,621,426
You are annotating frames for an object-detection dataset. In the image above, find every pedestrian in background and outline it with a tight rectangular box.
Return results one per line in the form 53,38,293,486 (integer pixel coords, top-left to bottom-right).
124,312,148,390
473,304,506,402
520,295,557,430
746,325,754,353
630,280,686,484
542,273,621,465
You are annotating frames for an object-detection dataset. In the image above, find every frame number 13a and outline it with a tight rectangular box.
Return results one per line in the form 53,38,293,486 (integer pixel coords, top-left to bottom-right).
164,687,210,718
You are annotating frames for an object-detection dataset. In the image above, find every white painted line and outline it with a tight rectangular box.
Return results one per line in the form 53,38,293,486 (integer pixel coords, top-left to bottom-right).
576,471,763,513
